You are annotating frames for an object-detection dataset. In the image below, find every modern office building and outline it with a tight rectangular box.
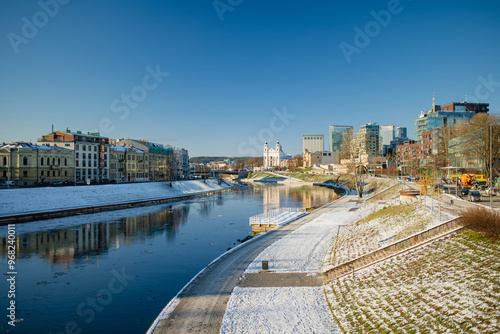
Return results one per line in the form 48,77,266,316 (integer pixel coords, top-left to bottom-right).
355,123,380,156
396,127,407,139
414,101,489,142
303,134,324,153
329,125,353,152
380,125,395,156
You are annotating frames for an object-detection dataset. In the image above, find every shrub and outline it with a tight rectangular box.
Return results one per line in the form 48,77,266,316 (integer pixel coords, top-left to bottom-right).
459,207,500,239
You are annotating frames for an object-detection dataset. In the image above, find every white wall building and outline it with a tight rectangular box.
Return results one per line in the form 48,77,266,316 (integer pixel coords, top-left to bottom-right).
263,140,290,169
303,134,324,153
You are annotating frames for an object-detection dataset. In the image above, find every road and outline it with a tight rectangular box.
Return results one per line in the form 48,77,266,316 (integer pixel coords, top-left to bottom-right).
149,195,353,334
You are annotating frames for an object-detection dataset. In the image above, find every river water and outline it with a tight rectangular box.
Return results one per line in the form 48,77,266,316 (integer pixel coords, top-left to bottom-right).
0,183,336,334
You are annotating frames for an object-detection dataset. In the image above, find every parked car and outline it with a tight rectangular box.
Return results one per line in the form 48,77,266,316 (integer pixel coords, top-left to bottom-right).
474,181,487,190
63,180,75,186
109,179,117,184
460,188,470,197
76,180,86,186
100,179,110,184
90,179,99,185
36,181,50,187
467,190,482,202
1,180,15,186
51,181,63,186
486,188,497,196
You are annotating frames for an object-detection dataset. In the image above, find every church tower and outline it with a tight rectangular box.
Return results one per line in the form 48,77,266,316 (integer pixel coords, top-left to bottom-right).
263,140,269,169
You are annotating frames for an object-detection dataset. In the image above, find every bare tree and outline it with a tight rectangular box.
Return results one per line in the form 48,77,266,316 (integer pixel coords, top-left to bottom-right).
452,113,500,181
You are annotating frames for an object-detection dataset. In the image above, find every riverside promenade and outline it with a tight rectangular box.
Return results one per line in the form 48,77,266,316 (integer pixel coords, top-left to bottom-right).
148,191,373,333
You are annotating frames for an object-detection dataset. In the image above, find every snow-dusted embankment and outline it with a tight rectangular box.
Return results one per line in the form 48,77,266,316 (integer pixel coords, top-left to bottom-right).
0,179,235,216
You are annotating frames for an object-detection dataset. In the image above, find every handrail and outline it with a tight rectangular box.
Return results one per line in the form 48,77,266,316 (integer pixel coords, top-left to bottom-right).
323,217,463,280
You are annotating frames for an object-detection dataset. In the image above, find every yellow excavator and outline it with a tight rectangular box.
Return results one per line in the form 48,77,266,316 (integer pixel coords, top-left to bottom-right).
460,174,475,189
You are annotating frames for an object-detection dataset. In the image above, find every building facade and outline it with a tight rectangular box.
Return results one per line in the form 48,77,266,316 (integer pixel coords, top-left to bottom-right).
396,127,407,139
38,130,110,182
117,139,175,181
380,124,395,156
355,123,380,157
329,125,353,152
303,150,338,167
303,134,324,153
414,102,489,142
263,140,290,169
109,145,148,182
0,142,74,186
173,147,190,179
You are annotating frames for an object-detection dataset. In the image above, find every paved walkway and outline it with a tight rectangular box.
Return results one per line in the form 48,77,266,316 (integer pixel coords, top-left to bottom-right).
148,196,354,334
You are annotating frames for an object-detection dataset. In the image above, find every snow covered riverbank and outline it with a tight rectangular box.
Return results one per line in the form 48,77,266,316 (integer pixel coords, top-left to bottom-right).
0,179,236,216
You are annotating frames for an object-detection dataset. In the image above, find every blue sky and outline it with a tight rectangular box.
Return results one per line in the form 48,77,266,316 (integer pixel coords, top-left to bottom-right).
1,0,500,157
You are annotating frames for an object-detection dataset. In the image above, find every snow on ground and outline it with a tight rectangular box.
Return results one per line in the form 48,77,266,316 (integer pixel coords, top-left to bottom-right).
220,286,338,334
220,195,381,334
0,179,234,216
245,198,377,273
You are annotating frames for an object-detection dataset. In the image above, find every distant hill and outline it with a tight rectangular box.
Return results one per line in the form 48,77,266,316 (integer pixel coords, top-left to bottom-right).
189,156,240,163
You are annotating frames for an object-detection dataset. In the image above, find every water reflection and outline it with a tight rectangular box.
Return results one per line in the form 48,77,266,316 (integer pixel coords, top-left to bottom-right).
0,185,335,265
0,184,337,334
0,204,190,265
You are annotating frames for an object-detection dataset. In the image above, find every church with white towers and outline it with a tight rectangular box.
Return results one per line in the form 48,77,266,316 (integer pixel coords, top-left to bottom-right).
263,140,291,169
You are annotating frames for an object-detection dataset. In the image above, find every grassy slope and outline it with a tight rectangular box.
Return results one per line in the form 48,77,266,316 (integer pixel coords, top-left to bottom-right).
324,199,500,333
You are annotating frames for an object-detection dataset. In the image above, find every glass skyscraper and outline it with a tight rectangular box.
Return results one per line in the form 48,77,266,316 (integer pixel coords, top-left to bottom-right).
329,125,353,152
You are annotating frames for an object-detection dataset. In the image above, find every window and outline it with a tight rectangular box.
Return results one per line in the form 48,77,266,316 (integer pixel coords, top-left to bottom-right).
41,171,44,176
94,161,97,167
83,153,86,159
76,145,79,150
23,171,28,177
52,171,56,177
94,146,97,152
76,160,79,167
58,171,60,177
83,145,86,151
23,157,28,166
65,158,68,166
40,157,44,165
58,158,60,165
94,154,97,160
65,144,70,147
88,146,91,151
64,171,67,177
83,161,86,167
76,152,79,159
2,157,6,165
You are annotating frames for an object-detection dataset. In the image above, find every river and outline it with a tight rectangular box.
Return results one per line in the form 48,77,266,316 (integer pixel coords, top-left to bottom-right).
0,183,337,334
